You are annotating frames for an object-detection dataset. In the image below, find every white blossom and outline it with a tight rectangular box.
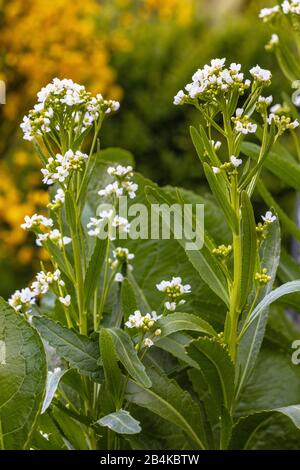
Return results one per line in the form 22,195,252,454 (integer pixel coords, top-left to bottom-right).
144,338,154,348
261,211,277,223
212,166,221,174
258,95,273,106
21,214,53,231
250,65,272,84
9,288,36,312
173,90,187,105
59,295,71,307
230,155,243,167
114,273,125,283
259,6,280,21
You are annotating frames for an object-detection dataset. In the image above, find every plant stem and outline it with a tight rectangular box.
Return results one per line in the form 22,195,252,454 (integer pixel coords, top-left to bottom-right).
228,174,242,362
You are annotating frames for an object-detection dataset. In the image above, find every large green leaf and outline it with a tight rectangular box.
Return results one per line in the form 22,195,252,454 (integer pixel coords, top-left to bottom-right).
86,162,228,327
107,328,151,388
41,368,67,414
99,329,123,408
33,316,102,382
0,299,47,449
157,312,217,338
187,337,235,412
97,410,141,435
236,344,300,416
145,185,229,307
125,366,207,449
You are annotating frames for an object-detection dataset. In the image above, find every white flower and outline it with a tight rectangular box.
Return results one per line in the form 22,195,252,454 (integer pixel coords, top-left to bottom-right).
111,215,131,234
9,288,36,312
175,58,249,104
236,108,244,117
48,189,65,209
230,155,243,167
48,229,72,248
87,210,114,237
212,166,221,174
21,214,53,231
261,211,277,223
165,301,177,311
107,165,133,178
125,310,144,328
144,338,154,348
282,0,300,14
156,277,191,302
250,65,272,84
259,6,280,21
115,273,125,283
39,431,49,441
173,90,186,105
269,34,279,46
258,95,273,106
291,119,300,129
59,295,71,307
234,110,257,135
31,269,63,295
42,150,88,186
98,181,123,198
211,140,222,150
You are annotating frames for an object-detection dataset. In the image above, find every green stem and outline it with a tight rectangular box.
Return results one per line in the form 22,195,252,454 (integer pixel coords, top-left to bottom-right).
228,175,242,362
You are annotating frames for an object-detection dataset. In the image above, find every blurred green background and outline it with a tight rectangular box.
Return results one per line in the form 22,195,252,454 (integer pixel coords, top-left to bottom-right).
0,0,294,297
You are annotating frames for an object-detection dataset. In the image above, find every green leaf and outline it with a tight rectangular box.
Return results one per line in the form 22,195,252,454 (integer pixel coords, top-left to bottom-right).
121,278,138,323
107,328,151,388
157,312,217,338
0,298,47,449
241,141,300,192
97,410,141,435
125,366,207,449
84,237,108,309
236,218,281,399
99,329,123,408
245,280,300,332
97,147,135,166
145,185,229,307
236,344,300,416
33,316,102,383
240,191,257,309
190,126,206,165
44,240,75,283
42,368,67,414
155,333,198,368
203,163,238,234
187,337,235,412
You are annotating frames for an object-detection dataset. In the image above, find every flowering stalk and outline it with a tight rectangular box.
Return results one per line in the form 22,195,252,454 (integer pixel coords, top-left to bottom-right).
174,58,296,361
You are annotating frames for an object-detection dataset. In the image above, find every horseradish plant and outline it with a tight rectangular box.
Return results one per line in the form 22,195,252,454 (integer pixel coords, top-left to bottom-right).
1,57,300,449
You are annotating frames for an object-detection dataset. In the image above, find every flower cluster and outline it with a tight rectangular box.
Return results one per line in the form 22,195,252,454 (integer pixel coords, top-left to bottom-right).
232,108,257,135
41,150,88,186
20,78,120,141
98,165,138,199
212,244,232,259
125,310,162,348
267,113,299,135
9,268,70,314
212,155,243,176
259,1,300,22
87,211,130,240
255,268,272,284
256,211,277,242
174,59,251,105
21,213,71,249
109,247,134,282
156,276,191,312
48,189,65,210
